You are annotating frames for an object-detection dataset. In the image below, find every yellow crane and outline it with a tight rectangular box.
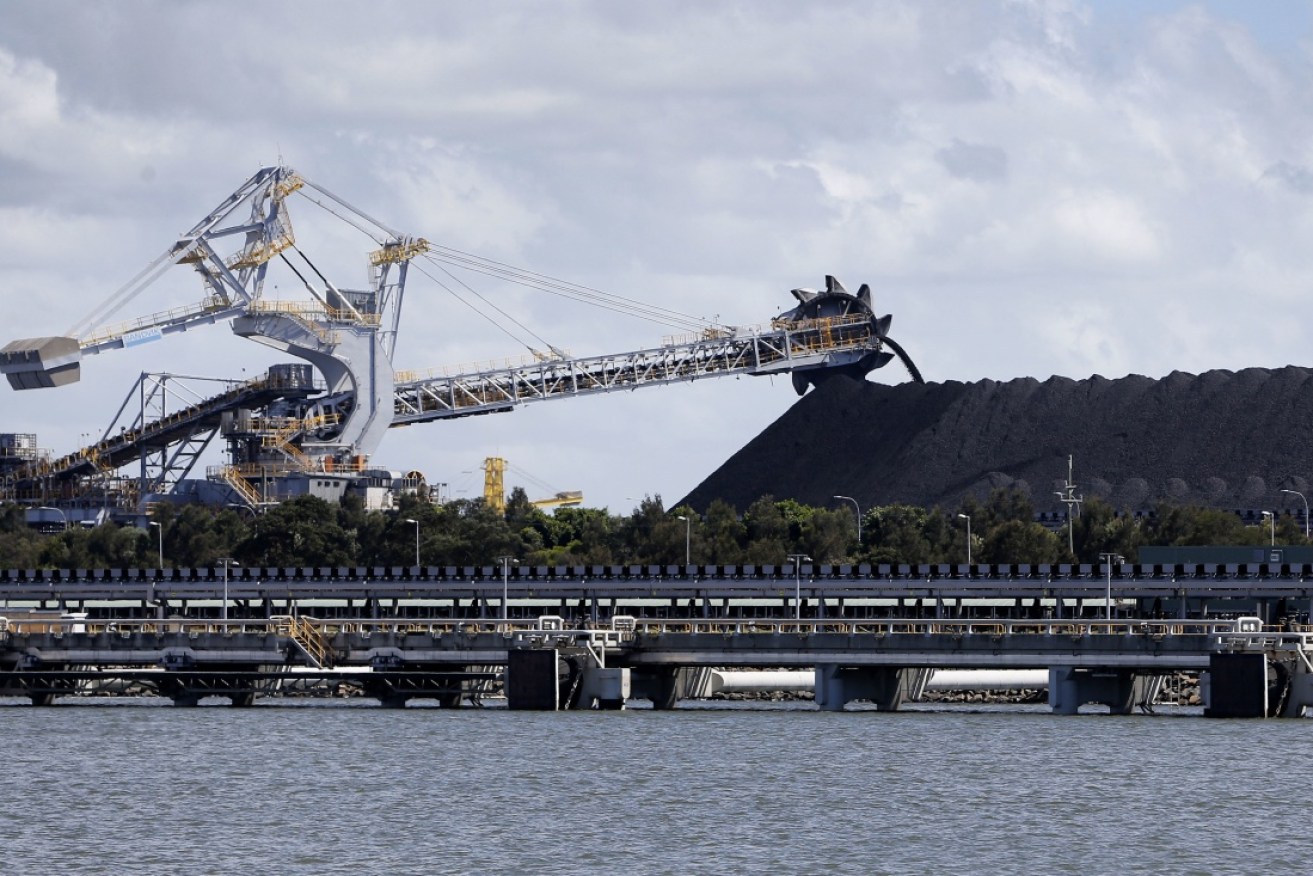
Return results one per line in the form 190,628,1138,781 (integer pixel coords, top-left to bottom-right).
483,457,583,513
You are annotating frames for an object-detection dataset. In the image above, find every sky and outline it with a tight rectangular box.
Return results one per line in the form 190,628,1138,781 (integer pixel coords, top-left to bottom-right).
3,0,1313,514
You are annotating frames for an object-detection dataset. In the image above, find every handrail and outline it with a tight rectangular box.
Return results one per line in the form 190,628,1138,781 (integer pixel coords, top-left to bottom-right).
0,616,1270,640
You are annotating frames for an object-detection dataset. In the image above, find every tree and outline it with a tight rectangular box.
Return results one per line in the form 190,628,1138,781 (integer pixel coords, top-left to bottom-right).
0,504,42,568
1070,497,1141,563
978,488,1037,529
167,504,246,568
542,506,620,565
800,508,850,564
339,493,390,565
864,505,935,564
1142,504,1254,548
743,496,789,564
237,496,358,567
978,519,1063,564
619,496,667,563
703,500,747,565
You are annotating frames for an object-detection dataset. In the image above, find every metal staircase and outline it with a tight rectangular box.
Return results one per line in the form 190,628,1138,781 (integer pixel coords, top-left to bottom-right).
276,616,334,669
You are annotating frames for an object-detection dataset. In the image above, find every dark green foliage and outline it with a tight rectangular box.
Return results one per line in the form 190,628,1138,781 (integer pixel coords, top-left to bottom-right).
0,487,1307,569
977,519,1063,564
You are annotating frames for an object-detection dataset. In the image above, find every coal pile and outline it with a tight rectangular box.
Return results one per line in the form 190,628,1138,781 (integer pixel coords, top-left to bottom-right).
681,366,1313,513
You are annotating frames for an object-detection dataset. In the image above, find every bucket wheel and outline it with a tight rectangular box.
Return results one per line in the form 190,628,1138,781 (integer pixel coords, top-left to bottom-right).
784,275,923,394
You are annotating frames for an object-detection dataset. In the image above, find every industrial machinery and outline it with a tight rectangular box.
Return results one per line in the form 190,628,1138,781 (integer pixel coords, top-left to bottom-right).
0,166,922,517
482,457,583,513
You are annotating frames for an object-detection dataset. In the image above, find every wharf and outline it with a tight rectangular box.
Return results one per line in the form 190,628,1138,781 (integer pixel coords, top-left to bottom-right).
1,613,1309,718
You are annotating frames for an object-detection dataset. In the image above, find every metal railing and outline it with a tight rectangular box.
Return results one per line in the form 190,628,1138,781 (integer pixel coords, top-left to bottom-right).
615,617,1257,639
0,615,1266,642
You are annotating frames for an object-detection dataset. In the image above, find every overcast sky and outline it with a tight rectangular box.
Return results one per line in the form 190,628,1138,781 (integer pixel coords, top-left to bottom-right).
3,1,1313,513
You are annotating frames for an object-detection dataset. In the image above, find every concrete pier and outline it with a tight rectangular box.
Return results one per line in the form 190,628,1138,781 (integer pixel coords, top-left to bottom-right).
814,665,921,711
1047,667,1162,715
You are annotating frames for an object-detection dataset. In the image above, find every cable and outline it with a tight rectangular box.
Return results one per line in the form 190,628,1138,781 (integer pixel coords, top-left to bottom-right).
409,259,560,355
422,244,719,332
67,248,177,339
294,174,720,334
297,178,399,242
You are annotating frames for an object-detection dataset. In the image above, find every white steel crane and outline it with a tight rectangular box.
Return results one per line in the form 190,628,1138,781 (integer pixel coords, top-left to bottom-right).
0,167,921,511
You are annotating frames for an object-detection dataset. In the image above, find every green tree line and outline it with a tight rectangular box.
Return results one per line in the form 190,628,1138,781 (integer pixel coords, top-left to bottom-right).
0,488,1304,570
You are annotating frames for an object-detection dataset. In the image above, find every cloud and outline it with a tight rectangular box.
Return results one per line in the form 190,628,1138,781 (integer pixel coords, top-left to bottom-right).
2,0,1313,513
1262,161,1313,194
935,139,1010,182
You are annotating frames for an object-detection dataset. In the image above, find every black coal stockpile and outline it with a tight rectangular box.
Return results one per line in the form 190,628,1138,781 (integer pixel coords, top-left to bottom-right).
681,366,1313,513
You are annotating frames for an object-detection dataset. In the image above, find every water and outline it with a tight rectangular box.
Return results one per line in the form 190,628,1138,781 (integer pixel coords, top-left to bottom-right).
0,698,1307,875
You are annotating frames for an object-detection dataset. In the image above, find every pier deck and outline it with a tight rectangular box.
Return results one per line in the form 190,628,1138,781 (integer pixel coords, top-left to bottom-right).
2,613,1307,716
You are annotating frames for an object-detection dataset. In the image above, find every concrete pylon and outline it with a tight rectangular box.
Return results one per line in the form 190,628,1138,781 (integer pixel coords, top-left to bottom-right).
814,664,915,711
1048,667,1159,715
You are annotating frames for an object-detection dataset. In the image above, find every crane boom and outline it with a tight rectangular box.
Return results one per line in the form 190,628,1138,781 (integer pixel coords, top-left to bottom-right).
392,313,885,424
0,167,301,388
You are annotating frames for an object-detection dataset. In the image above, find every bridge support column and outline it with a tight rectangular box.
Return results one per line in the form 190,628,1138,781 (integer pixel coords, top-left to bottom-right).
1048,667,1157,715
630,667,713,709
631,668,675,709
814,664,914,712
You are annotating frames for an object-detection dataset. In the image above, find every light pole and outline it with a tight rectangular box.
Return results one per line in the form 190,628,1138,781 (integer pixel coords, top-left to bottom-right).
957,513,972,565
498,555,518,626
218,557,238,622
1261,510,1275,547
1099,552,1123,622
1281,489,1309,539
149,521,163,569
1055,454,1082,557
405,518,420,567
833,495,861,545
788,554,811,620
676,515,691,566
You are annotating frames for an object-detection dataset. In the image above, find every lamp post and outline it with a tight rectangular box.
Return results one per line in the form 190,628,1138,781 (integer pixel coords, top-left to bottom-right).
1281,489,1309,539
1099,552,1123,622
957,513,972,565
788,554,811,620
676,515,691,566
149,521,163,569
1261,510,1275,547
498,555,518,626
833,495,861,546
147,521,164,619
218,557,238,622
405,518,420,567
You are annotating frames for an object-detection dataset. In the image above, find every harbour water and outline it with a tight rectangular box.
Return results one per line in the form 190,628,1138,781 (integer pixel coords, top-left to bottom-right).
0,699,1307,875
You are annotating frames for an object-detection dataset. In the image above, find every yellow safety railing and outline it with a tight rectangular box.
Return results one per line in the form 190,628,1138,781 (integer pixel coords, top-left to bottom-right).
274,615,334,668
215,465,262,506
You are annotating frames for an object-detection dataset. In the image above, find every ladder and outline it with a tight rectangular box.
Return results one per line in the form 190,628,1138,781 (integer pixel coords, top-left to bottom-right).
275,615,334,669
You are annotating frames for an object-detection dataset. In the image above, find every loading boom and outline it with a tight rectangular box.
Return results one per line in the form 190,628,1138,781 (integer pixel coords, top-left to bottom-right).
393,312,891,423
